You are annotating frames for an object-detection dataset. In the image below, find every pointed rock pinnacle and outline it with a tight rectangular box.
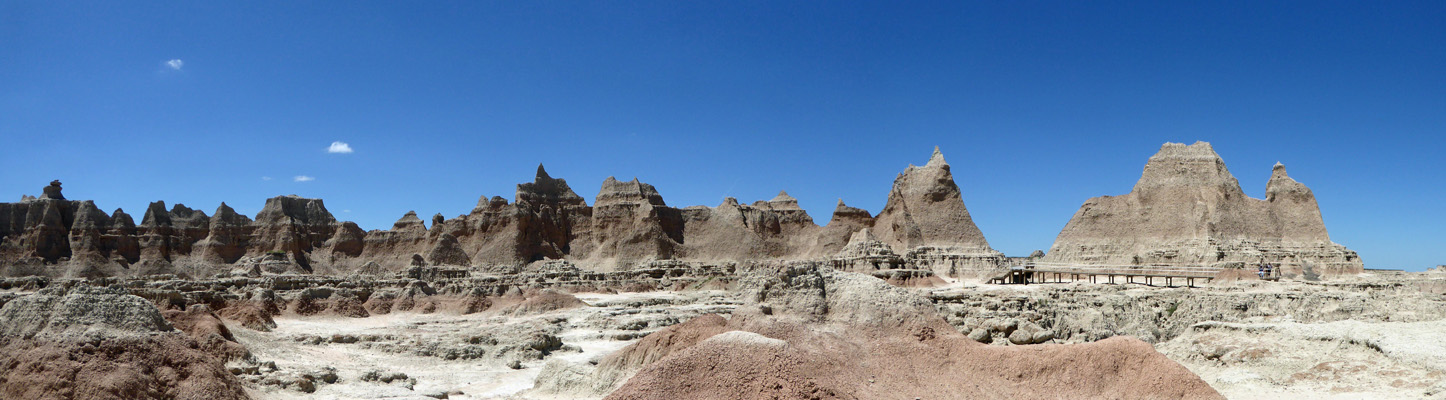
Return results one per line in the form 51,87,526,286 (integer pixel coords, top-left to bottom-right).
927,146,946,166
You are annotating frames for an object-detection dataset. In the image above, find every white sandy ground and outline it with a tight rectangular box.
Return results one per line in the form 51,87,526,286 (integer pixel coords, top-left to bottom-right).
204,274,1446,400
233,290,733,400
1158,319,1446,400
934,274,1446,399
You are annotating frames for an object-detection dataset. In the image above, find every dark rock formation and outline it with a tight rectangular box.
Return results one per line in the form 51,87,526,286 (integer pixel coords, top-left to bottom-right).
39,180,63,200
585,177,683,268
195,203,254,264
0,148,1010,278
250,195,337,255
137,201,211,262
427,233,471,266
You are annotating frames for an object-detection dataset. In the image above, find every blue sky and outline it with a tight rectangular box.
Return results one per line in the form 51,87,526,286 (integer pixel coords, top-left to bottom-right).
2,1,1442,269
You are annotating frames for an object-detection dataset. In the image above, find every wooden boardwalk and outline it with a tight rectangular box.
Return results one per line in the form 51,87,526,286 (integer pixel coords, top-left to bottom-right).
990,262,1236,287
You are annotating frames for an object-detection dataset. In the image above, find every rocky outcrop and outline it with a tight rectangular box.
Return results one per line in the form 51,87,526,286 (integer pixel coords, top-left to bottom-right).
14,145,1365,281
39,180,64,200
195,203,254,264
0,285,249,399
811,199,875,258
830,229,905,273
0,285,172,340
250,195,338,258
0,148,1009,278
0,182,91,276
869,147,1005,277
426,233,471,266
676,196,816,261
585,177,683,268
137,201,211,263
602,265,1223,399
1043,142,1363,275
513,165,593,263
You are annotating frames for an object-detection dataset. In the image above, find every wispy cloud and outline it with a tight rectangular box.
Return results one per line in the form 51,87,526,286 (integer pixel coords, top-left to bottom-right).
165,59,184,71
294,175,315,182
261,176,272,181
327,141,354,154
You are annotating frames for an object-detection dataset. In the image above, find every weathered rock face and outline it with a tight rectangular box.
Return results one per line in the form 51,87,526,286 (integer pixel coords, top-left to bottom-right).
869,147,1006,277
433,166,595,268
1043,142,1362,275
813,199,876,257
514,165,594,262
250,195,338,257
0,182,81,269
0,147,1133,279
585,177,683,267
426,233,471,266
0,285,172,340
138,201,211,263
0,186,347,277
830,229,905,273
872,148,988,249
0,285,250,399
676,195,819,261
195,203,254,264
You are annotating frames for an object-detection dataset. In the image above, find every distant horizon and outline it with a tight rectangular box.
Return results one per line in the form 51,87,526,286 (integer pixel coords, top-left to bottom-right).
3,2,1442,270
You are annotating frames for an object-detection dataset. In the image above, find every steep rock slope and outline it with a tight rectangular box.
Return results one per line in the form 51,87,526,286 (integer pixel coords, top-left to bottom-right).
1043,141,1362,275
871,147,1005,277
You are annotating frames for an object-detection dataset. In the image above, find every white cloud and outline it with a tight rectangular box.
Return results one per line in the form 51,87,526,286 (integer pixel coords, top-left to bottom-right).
343,209,352,213
293,175,315,182
327,141,354,154
261,176,272,181
165,59,184,71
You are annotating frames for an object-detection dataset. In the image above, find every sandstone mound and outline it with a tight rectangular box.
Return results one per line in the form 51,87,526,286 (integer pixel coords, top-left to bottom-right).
498,288,587,316
1043,142,1363,276
603,265,1221,399
0,285,248,399
162,304,250,361
0,285,172,340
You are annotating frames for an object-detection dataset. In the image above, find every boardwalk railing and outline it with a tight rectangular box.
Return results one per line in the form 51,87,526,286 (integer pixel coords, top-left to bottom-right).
990,261,1227,287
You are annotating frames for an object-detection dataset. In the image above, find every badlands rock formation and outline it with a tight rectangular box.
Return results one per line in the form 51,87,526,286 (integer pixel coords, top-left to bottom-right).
0,148,1008,279
0,285,249,399
1044,141,1363,275
596,263,1222,399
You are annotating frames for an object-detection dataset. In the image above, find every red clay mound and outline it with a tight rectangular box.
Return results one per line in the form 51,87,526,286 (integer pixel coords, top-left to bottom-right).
608,323,1220,400
599,314,730,372
0,335,248,400
499,289,587,315
162,305,250,361
605,265,1222,400
217,300,277,332
0,286,249,400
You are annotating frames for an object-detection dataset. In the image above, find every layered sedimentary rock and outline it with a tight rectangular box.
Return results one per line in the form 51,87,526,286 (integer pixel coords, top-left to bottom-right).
812,199,876,257
0,148,1010,278
600,264,1223,399
1043,142,1362,275
584,177,683,267
195,203,254,264
871,147,1005,277
0,285,249,399
250,195,338,259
